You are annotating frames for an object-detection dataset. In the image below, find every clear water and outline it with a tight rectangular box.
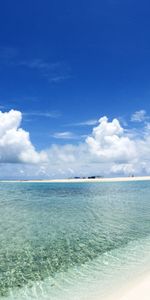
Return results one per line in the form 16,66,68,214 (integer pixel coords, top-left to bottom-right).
0,181,150,299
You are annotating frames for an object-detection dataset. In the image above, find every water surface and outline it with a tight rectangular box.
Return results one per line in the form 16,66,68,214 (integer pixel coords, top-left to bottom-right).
0,181,150,299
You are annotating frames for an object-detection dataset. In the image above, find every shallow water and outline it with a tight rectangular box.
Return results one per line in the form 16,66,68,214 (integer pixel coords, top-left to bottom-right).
0,181,150,299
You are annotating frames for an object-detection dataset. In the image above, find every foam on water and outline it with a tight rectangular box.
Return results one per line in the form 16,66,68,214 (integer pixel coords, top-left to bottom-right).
0,181,150,299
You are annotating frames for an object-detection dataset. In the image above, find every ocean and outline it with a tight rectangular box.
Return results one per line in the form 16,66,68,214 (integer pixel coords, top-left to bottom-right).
0,181,150,299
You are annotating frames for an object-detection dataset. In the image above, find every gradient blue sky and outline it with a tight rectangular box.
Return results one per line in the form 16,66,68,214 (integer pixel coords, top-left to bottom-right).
0,0,150,152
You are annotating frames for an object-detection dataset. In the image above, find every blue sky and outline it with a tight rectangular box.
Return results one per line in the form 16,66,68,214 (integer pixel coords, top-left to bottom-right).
0,0,150,178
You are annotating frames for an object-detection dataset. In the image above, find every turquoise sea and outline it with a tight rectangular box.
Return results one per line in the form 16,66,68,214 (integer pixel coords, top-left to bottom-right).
0,181,150,300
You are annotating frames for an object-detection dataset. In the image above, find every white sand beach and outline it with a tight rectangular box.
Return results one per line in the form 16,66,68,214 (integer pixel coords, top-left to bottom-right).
42,175,150,183
2,175,150,183
114,274,150,300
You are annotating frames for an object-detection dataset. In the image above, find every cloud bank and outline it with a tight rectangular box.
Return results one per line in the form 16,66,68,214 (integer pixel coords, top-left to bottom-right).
0,109,150,179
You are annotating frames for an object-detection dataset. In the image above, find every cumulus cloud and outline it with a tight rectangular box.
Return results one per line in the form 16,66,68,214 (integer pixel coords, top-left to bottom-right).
86,117,136,162
44,117,150,177
1,110,150,179
0,110,47,164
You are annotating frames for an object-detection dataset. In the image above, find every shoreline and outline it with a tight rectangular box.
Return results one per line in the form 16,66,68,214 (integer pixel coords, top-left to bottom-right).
1,175,150,183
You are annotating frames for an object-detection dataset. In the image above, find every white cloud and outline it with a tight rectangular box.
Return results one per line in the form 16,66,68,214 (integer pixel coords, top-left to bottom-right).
68,119,98,126
14,58,71,83
51,131,76,139
0,110,47,164
46,117,150,177
86,116,136,162
23,111,60,118
1,110,150,179
49,75,71,83
131,110,147,122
